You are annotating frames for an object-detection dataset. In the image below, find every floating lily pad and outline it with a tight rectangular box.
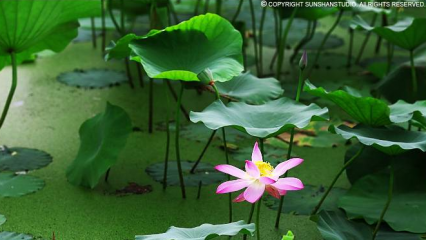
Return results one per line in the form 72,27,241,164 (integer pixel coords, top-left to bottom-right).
190,98,329,138
351,16,426,51
0,232,33,240
0,173,44,198
339,169,426,233
215,72,284,104
129,13,243,82
0,147,52,172
135,221,255,240
330,124,426,155
317,210,421,240
66,103,133,188
0,214,5,226
57,69,128,89
264,185,346,215
145,161,226,187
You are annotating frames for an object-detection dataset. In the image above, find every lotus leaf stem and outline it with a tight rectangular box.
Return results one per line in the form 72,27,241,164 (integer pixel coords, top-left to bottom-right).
355,13,378,64
175,83,186,199
136,63,144,88
258,7,266,76
107,0,122,34
124,58,135,89
248,0,260,75
165,81,190,121
308,9,343,77
190,130,217,173
276,8,298,80
194,0,201,16
347,14,355,68
90,17,97,49
163,80,171,190
409,50,418,95
311,145,365,216
290,21,316,64
231,0,243,24
0,52,18,131
372,163,394,240
148,78,154,133
101,0,106,54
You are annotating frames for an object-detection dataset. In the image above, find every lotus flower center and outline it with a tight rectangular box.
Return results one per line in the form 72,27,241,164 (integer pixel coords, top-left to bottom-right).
255,161,274,177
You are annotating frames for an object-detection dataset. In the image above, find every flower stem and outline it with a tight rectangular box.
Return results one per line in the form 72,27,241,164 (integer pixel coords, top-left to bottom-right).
256,197,262,240
276,7,298,80
190,130,217,173
275,62,305,228
308,9,343,77
372,163,395,240
409,49,418,95
231,0,243,24
175,83,186,199
248,0,260,75
0,52,18,131
163,80,171,190
311,145,365,216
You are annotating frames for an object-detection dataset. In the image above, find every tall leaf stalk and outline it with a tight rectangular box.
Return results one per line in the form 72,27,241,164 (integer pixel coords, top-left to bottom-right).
0,53,18,132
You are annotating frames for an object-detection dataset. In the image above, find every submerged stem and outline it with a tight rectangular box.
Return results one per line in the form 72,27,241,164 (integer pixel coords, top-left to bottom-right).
311,145,365,216
175,83,186,199
276,8,298,80
372,163,395,240
0,52,18,131
308,9,343,77
409,49,418,95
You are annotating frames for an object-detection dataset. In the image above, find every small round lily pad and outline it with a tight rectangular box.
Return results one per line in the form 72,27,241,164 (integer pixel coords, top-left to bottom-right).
57,69,128,89
145,161,226,186
264,185,347,215
0,232,32,240
0,147,52,172
0,173,45,198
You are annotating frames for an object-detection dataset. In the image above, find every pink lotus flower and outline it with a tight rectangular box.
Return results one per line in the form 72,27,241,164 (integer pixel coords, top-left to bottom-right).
215,142,304,203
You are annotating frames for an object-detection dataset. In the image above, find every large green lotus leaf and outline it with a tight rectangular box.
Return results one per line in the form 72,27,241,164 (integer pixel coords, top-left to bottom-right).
0,0,100,54
135,221,255,240
190,98,329,138
339,165,426,233
0,232,33,240
330,124,426,155
351,16,426,50
317,210,421,240
264,185,346,215
376,62,426,103
215,72,284,104
0,147,52,172
304,80,391,126
278,1,338,20
0,214,5,226
389,100,426,129
0,173,44,198
105,34,140,61
129,13,243,82
66,103,132,189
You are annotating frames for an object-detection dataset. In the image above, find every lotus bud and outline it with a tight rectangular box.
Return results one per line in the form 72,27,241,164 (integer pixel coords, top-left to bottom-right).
197,68,214,85
299,50,308,70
